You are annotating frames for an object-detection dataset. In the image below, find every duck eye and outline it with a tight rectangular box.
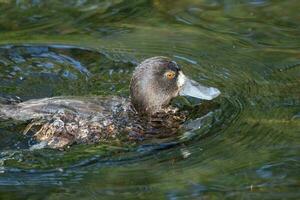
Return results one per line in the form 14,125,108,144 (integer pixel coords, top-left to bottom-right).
165,71,176,80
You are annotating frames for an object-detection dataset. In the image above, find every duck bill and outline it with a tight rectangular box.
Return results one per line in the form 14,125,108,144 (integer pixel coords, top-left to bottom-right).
178,72,221,100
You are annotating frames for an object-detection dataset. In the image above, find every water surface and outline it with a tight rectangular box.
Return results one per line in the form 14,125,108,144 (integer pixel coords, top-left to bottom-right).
0,0,299,199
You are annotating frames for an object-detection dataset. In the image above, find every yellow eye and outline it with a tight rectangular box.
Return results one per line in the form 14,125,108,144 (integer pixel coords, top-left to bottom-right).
165,71,176,80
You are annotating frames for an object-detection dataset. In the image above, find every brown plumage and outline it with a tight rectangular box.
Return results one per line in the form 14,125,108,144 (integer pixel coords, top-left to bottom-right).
0,57,220,149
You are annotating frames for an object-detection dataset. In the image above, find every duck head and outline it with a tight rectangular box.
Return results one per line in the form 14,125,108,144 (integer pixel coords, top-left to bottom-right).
130,57,220,115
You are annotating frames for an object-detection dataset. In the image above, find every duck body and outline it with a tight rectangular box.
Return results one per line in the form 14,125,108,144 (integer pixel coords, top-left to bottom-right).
0,57,220,149
1,96,186,149
1,96,130,149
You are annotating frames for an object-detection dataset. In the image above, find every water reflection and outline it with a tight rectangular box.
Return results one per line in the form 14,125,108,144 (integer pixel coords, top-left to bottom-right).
0,0,299,199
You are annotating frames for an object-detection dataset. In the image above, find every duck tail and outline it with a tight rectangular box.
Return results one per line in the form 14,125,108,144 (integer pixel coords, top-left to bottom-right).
0,95,21,120
0,103,7,119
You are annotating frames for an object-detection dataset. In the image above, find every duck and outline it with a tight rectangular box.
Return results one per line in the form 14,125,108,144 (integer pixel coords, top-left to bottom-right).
0,56,220,149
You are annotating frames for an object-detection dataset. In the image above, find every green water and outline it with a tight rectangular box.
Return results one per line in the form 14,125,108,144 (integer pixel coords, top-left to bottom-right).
0,0,299,199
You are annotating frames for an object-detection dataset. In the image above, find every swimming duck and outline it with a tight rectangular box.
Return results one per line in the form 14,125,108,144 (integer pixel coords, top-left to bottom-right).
0,57,220,149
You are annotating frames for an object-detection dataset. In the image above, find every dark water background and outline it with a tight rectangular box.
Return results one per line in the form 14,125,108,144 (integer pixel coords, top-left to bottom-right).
0,0,299,199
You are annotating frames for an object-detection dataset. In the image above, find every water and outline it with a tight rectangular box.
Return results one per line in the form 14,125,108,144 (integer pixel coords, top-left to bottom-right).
0,0,299,199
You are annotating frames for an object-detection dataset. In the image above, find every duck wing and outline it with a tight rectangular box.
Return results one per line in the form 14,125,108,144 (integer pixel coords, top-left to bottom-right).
0,96,128,121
